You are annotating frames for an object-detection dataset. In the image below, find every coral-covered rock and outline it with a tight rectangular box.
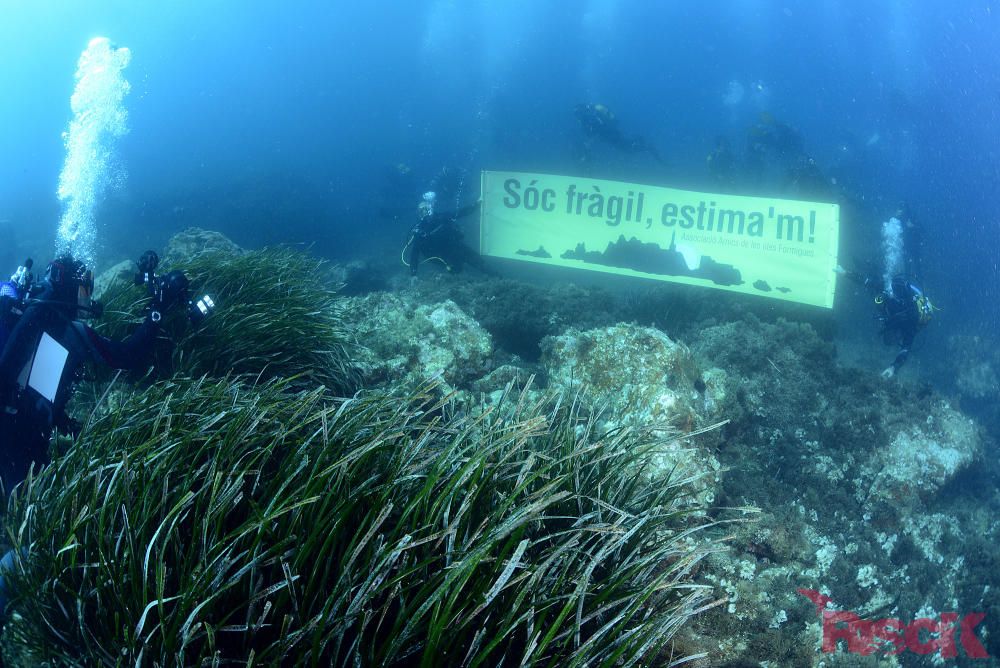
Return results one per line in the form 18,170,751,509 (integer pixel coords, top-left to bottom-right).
344,293,492,393
540,324,724,505
418,300,493,385
413,278,619,361
674,314,996,666
859,399,981,509
541,324,723,429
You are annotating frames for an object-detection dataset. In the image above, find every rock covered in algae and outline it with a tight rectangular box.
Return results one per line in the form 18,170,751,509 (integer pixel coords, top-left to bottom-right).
93,259,134,299
540,323,726,505
858,398,981,508
163,226,244,266
343,292,493,392
541,324,725,430
95,227,243,300
673,315,994,666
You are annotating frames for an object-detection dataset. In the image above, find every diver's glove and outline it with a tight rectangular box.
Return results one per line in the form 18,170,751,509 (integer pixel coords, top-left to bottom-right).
880,366,895,380
833,264,846,275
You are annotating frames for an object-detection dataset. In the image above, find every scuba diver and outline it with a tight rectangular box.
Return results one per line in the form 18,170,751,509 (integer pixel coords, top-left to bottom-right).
379,164,469,224
0,251,212,491
835,267,935,378
403,191,489,277
0,250,214,621
574,103,666,167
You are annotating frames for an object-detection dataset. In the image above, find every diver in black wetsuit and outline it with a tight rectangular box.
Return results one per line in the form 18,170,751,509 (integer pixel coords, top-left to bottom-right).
574,103,666,167
0,251,214,620
403,192,488,276
836,268,935,378
0,252,206,490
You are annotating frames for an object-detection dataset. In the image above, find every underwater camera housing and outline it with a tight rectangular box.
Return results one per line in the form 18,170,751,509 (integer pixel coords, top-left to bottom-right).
189,294,215,325
134,251,216,324
134,249,159,288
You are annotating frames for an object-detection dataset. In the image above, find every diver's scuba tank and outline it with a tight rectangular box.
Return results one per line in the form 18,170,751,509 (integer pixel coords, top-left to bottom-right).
915,293,934,325
900,278,935,325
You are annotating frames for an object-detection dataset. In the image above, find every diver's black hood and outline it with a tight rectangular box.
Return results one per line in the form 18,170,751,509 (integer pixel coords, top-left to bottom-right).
40,256,85,308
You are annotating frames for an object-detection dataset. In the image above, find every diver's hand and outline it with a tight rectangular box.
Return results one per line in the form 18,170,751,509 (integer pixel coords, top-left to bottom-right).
881,366,895,380
833,264,846,275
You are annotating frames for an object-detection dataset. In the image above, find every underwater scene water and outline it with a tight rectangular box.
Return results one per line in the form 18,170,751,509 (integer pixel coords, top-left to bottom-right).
0,1,998,666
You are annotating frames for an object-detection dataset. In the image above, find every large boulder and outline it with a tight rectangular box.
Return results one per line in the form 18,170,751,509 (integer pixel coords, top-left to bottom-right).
163,227,243,266
344,293,493,393
540,324,726,505
859,398,981,509
93,259,134,299
540,324,725,430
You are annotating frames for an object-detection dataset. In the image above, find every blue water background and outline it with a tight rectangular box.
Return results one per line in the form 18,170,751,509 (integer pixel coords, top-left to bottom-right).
0,0,996,350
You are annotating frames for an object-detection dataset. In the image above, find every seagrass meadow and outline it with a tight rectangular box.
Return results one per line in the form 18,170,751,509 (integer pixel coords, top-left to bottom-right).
0,246,721,667
3,235,995,666
90,247,360,393
4,3,999,663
